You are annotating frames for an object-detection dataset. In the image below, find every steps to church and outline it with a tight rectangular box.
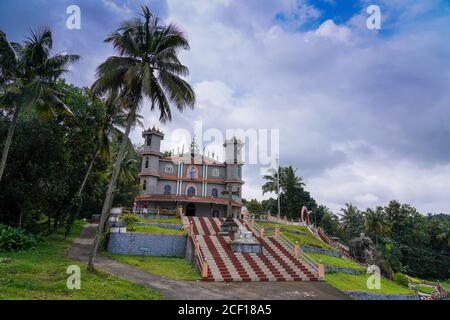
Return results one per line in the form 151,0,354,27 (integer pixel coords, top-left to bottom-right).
185,217,320,282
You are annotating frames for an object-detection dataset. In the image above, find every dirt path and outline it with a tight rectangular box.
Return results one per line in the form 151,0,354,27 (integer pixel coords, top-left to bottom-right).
68,224,349,300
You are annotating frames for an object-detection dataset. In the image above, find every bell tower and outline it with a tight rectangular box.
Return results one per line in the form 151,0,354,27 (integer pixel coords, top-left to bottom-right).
224,137,244,203
139,126,164,195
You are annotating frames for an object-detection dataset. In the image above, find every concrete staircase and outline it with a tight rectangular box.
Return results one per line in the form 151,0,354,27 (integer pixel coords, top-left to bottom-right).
185,217,319,282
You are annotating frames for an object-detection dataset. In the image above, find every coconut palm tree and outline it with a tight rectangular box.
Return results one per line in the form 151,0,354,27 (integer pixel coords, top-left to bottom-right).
339,203,365,242
262,167,281,195
0,28,79,182
64,91,143,237
262,166,305,195
87,6,195,269
364,207,392,245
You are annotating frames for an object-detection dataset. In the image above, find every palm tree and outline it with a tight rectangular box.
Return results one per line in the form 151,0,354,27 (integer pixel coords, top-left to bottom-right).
262,167,280,195
64,91,143,237
0,28,79,182
262,165,305,218
364,207,392,245
87,6,195,269
262,166,305,194
339,203,364,241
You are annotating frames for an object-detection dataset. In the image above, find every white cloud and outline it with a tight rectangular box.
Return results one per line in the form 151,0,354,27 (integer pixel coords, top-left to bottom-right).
126,0,450,214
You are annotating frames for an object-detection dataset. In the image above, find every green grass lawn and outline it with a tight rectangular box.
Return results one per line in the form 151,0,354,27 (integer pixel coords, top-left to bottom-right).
108,254,201,281
307,253,365,271
137,217,182,225
415,285,434,295
440,280,450,292
132,225,186,235
257,222,333,250
325,273,415,295
0,221,163,300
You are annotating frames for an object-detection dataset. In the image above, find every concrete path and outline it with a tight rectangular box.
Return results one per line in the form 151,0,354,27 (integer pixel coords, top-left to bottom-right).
68,224,349,300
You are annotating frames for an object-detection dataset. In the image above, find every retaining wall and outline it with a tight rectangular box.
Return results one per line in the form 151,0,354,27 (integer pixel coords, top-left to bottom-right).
346,291,420,300
108,232,187,257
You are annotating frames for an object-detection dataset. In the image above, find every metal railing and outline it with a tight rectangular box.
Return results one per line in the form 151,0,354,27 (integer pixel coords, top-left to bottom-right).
278,232,320,275
256,213,307,227
181,213,209,279
246,219,324,279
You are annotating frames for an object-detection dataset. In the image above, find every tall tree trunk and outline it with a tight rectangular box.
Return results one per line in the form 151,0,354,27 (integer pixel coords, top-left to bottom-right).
64,148,99,238
87,105,137,270
0,103,20,183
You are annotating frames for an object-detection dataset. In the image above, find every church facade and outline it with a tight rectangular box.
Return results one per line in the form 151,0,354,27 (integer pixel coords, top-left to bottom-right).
134,127,244,218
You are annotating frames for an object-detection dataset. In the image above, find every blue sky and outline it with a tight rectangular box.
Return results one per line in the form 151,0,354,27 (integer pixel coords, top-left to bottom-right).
1,0,450,214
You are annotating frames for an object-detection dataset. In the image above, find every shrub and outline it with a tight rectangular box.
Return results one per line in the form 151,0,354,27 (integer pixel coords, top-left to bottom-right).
121,213,139,232
394,272,409,287
0,224,37,252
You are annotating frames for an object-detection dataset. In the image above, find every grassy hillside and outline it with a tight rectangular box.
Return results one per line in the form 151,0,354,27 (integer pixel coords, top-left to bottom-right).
0,221,163,300
133,225,186,235
307,253,365,271
108,254,201,281
325,273,415,295
256,221,333,249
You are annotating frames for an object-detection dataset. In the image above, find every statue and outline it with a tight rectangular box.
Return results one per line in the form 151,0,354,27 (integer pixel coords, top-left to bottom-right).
231,225,262,254
349,233,375,263
235,225,255,244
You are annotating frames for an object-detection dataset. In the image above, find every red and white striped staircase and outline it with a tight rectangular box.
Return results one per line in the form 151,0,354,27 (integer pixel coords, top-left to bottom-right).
185,216,320,282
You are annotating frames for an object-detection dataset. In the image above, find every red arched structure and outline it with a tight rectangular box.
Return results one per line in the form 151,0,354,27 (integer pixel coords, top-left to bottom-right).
300,206,311,225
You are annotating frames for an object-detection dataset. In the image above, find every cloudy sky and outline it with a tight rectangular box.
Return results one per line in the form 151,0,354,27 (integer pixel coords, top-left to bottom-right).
1,0,450,214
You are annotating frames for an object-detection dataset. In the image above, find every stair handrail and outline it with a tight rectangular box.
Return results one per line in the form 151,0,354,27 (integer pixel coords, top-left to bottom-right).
185,221,209,278
277,232,320,274
246,218,261,235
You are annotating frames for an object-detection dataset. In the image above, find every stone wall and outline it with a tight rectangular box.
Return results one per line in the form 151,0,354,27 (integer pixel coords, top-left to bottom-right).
137,222,183,230
346,291,420,300
325,266,364,275
301,245,341,257
108,233,187,257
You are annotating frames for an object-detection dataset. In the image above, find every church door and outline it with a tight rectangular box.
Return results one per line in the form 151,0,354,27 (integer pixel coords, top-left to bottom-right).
186,203,196,217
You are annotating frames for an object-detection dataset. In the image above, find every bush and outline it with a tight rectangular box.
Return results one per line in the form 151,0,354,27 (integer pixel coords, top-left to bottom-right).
394,272,409,287
0,224,37,252
121,213,139,232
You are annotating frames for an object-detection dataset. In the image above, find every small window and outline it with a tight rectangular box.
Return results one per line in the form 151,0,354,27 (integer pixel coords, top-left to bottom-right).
165,164,174,174
212,188,218,198
164,185,171,195
189,167,196,179
146,136,152,146
212,168,220,177
145,157,149,169
143,180,147,190
212,210,219,218
187,186,196,196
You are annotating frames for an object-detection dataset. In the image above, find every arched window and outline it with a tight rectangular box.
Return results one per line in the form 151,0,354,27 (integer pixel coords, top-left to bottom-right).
189,167,196,179
164,185,171,195
146,135,152,146
187,186,196,196
143,180,147,190
212,188,218,198
212,168,220,177
145,157,149,169
165,164,174,174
